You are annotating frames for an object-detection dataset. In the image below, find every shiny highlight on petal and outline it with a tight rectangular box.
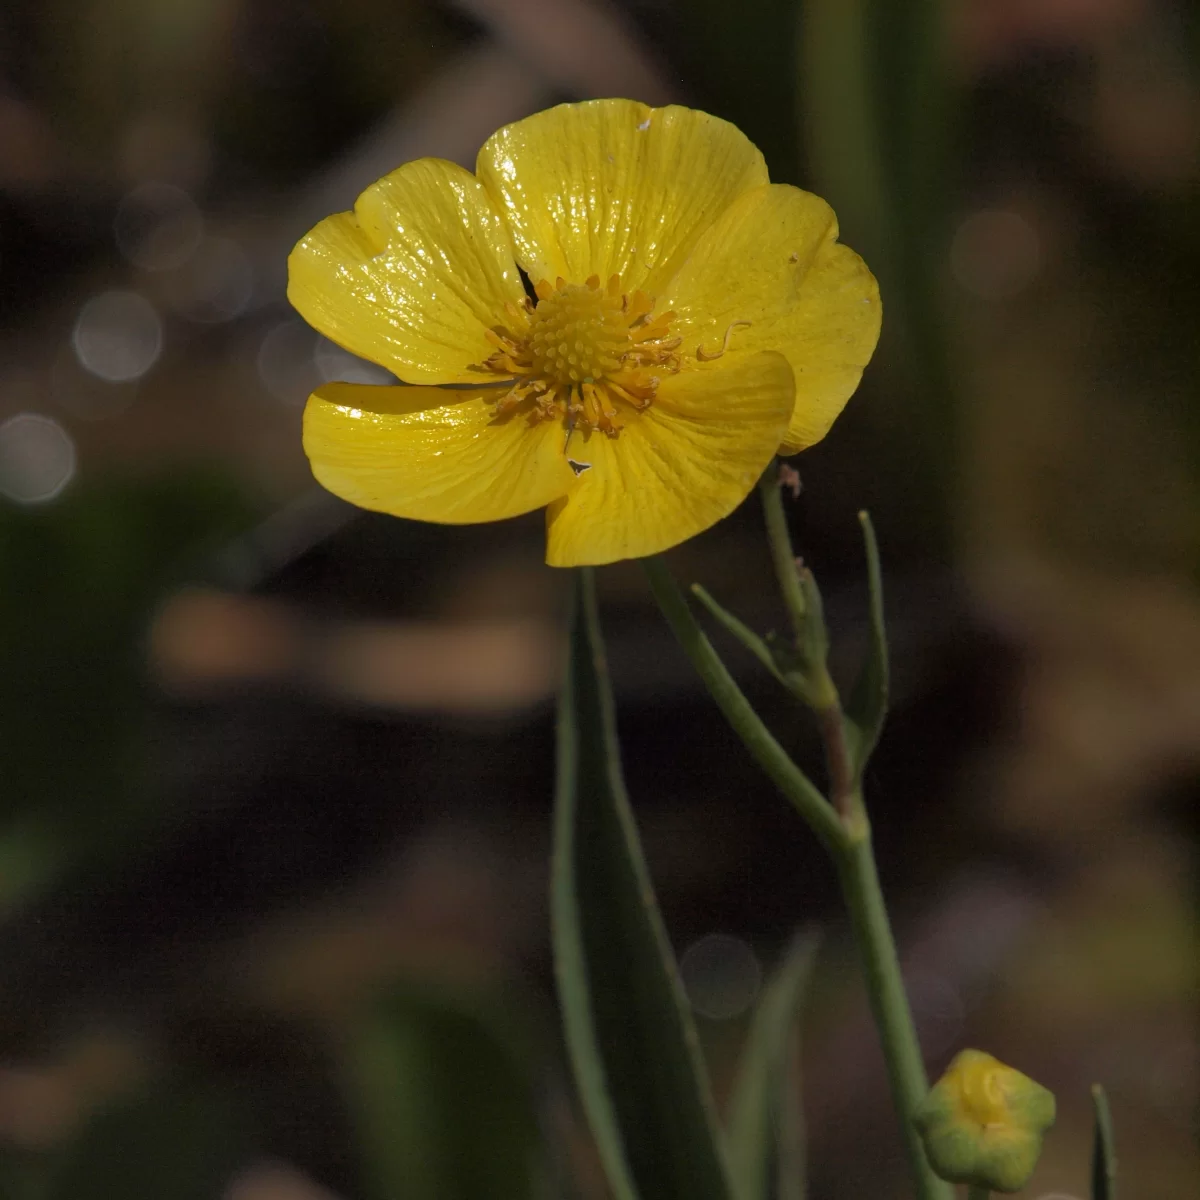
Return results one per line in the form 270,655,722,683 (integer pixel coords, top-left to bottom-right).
288,159,527,385
303,382,576,524
477,100,769,296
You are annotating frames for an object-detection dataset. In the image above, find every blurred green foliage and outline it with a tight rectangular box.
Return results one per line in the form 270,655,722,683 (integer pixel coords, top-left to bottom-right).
348,984,544,1200
0,470,259,907
42,1079,255,1200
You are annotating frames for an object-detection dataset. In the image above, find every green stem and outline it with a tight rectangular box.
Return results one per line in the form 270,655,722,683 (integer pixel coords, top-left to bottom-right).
763,470,937,1193
641,556,846,856
837,814,946,1200
967,1187,990,1200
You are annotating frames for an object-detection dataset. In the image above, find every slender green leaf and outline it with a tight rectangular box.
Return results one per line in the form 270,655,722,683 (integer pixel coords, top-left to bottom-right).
347,985,543,1200
690,584,786,686
554,569,734,1200
844,512,889,779
1091,1084,1117,1200
725,933,819,1200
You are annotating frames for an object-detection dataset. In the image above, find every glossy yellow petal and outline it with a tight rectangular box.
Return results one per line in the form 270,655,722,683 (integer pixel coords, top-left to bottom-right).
288,159,527,385
304,382,576,524
476,99,769,296
544,353,793,567
662,184,881,453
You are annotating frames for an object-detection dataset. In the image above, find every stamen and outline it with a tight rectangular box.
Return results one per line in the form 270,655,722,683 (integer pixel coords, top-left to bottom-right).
479,271,681,440
696,320,752,362
502,300,531,329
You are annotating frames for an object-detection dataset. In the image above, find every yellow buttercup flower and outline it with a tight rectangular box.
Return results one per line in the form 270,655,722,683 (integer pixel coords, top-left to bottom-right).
288,99,880,566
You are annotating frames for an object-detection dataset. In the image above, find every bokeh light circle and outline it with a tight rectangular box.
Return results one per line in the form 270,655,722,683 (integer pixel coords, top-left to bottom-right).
680,933,762,1020
257,319,321,404
114,182,203,271
314,337,394,386
72,291,162,383
166,237,254,323
950,209,1041,300
0,414,77,504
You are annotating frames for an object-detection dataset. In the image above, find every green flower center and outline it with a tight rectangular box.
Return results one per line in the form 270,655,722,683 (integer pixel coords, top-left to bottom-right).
527,279,630,387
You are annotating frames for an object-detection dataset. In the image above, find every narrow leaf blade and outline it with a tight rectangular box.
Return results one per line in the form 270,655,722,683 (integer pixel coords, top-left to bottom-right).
725,932,820,1200
1091,1084,1117,1200
690,583,783,683
553,569,733,1200
844,511,889,779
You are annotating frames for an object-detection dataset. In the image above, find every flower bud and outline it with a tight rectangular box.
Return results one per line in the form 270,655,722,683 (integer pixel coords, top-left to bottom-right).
915,1049,1056,1193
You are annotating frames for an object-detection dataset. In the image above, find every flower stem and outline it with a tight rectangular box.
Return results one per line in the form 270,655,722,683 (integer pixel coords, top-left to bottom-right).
814,694,857,823
837,810,947,1200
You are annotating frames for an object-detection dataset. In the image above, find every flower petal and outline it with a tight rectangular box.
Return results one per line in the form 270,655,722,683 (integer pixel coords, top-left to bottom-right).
662,184,881,453
304,382,577,523
288,159,528,385
544,352,794,567
476,99,769,296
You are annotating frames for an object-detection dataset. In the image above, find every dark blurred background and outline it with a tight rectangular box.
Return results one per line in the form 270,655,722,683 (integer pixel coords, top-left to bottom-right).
0,1,1196,1198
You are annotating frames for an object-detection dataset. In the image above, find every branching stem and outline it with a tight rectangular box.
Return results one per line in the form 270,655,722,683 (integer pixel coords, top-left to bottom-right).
642,465,950,1200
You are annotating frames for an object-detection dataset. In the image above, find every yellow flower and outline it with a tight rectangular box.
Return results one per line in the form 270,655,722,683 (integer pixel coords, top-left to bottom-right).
288,99,880,566
915,1049,1057,1193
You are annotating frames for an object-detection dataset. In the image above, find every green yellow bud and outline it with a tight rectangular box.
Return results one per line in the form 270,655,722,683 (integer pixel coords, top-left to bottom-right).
915,1049,1056,1193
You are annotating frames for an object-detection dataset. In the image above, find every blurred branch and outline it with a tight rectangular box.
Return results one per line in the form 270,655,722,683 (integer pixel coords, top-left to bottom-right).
449,0,679,106
149,587,562,715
